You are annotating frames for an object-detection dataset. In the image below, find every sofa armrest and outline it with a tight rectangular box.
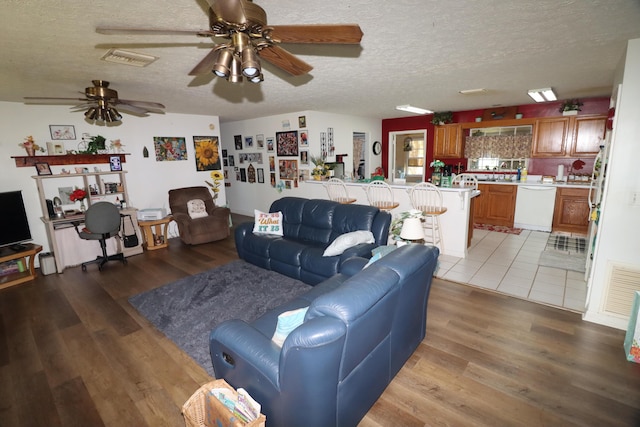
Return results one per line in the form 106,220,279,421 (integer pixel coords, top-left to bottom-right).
340,257,368,276
210,319,281,388
208,205,231,218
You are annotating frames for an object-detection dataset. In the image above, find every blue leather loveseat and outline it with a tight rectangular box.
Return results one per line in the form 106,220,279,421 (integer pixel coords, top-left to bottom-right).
210,244,440,427
235,197,392,285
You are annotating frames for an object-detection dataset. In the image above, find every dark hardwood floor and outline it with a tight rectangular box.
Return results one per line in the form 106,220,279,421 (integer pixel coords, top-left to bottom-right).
1,216,639,426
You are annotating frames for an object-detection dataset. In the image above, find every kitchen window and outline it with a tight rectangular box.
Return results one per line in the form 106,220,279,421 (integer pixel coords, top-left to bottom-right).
466,125,532,172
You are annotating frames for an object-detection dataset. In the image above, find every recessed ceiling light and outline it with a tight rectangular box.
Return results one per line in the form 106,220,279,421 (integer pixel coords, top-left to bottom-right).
101,49,158,67
395,105,433,115
459,88,487,95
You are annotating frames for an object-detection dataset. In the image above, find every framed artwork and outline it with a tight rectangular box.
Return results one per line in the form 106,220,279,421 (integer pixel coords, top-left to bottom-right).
270,172,276,187
222,149,228,158
298,116,306,128
257,168,264,183
234,135,243,150
300,150,309,165
256,134,264,149
193,136,222,171
58,187,73,204
49,125,76,140
109,156,122,171
35,162,52,176
279,159,298,180
153,137,188,161
46,142,65,155
299,130,309,146
223,158,228,166
240,168,247,182
245,136,253,148
299,169,310,181
266,137,274,152
269,155,275,171
276,131,299,156
228,155,235,166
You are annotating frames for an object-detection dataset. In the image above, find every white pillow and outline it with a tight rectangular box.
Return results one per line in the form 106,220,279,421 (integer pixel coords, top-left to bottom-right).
253,210,284,236
272,306,308,347
323,230,375,257
187,199,208,219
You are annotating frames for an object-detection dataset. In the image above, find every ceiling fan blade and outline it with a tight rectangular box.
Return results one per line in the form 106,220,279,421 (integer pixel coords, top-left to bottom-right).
270,24,363,44
259,45,313,76
24,96,88,103
96,26,214,37
116,103,150,115
189,47,222,75
116,99,165,109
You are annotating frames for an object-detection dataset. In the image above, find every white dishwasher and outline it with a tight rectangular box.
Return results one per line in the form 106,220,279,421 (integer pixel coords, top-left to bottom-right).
513,185,557,231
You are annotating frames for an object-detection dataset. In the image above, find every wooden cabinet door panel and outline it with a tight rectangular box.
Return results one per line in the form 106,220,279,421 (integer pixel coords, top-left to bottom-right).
570,116,606,157
532,117,570,157
433,124,462,158
552,188,589,234
485,185,516,227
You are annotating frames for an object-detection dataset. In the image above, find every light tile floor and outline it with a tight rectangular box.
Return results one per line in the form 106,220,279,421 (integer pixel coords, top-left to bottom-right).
435,229,588,312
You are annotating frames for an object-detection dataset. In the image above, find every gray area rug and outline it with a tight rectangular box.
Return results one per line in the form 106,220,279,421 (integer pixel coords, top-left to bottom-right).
539,234,587,272
129,260,311,375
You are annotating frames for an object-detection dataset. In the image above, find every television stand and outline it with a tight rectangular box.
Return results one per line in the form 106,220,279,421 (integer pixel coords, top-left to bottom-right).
0,243,42,290
10,243,26,252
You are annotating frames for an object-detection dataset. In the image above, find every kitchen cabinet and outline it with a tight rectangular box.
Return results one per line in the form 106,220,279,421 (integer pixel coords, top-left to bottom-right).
433,124,463,158
531,115,606,158
473,184,517,227
552,187,590,234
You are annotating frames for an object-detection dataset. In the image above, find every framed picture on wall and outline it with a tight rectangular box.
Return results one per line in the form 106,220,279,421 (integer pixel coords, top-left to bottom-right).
49,125,76,140
35,162,52,176
257,168,264,183
276,131,299,156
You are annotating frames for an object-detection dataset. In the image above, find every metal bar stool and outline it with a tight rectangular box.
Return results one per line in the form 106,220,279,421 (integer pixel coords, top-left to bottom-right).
324,178,357,204
408,182,447,251
365,180,399,211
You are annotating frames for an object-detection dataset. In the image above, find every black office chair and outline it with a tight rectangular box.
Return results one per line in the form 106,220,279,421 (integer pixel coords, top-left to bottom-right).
74,202,127,271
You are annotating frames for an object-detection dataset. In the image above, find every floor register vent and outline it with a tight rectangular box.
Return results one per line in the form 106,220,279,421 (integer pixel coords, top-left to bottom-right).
603,262,640,317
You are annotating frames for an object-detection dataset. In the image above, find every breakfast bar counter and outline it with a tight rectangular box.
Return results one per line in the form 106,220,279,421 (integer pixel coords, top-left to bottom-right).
305,180,476,258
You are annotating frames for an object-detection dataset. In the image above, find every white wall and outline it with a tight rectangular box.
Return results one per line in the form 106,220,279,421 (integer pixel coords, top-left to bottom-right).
0,101,223,257
584,38,640,329
220,110,381,216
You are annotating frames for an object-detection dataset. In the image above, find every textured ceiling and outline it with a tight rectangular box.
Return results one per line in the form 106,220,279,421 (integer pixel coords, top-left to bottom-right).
2,0,640,123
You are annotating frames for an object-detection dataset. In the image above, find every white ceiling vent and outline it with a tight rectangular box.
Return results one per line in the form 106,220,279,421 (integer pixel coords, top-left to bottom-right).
101,49,158,67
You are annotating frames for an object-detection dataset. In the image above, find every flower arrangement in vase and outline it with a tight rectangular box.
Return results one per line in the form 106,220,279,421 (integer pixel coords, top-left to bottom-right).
69,187,88,211
205,170,224,204
19,135,45,156
310,155,331,180
430,159,445,186
430,111,453,125
559,99,583,115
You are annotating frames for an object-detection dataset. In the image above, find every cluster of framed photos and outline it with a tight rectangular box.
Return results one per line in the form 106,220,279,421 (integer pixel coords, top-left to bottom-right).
228,115,313,189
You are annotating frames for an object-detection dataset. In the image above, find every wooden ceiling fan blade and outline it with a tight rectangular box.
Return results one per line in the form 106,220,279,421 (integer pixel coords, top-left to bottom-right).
189,47,222,75
96,27,213,37
270,24,363,44
116,104,150,115
116,99,166,109
24,96,88,103
259,45,313,76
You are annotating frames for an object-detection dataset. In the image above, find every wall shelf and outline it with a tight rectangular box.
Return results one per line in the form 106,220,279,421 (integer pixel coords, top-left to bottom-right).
11,153,129,168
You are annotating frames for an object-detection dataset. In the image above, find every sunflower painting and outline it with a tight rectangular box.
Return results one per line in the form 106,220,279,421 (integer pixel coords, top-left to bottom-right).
193,136,222,171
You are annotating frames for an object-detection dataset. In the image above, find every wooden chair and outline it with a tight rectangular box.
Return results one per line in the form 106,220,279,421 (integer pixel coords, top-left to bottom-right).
324,178,357,204
451,173,479,189
365,180,399,211
408,182,447,251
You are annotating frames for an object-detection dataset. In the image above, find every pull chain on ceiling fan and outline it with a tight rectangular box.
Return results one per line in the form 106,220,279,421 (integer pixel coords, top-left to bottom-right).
24,80,165,124
96,0,363,84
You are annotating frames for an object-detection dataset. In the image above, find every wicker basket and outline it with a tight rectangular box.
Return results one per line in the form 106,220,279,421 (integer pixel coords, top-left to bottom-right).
182,379,266,427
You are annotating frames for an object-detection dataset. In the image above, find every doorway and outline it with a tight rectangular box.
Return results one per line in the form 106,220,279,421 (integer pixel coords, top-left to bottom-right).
389,130,427,184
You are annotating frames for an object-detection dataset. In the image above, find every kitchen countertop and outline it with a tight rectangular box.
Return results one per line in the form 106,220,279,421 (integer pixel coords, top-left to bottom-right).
473,175,593,188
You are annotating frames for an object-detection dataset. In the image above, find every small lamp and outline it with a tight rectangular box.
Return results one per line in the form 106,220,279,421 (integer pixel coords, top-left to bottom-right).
400,217,424,244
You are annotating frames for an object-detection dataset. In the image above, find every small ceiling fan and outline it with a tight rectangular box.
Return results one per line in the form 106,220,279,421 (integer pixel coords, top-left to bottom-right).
24,80,165,123
96,0,363,83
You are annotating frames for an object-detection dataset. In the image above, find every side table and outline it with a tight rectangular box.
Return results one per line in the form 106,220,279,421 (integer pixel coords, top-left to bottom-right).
138,215,174,251
0,243,43,290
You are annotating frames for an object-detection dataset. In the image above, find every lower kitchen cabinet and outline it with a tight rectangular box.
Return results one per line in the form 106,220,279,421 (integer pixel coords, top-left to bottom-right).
552,187,590,234
474,184,517,227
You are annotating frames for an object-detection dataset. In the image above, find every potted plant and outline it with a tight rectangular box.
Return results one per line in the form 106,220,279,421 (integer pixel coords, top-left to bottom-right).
430,159,445,186
82,135,107,154
310,155,331,180
559,99,583,115
430,111,453,125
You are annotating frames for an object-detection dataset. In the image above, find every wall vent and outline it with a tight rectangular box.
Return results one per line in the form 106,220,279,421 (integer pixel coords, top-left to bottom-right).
603,262,640,316
101,49,158,67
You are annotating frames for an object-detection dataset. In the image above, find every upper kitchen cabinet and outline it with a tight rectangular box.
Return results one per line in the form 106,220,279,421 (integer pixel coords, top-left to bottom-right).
569,115,606,157
433,124,463,158
531,117,571,157
531,115,606,158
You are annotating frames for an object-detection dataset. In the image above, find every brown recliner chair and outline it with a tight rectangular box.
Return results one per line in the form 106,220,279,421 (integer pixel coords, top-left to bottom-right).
168,186,231,245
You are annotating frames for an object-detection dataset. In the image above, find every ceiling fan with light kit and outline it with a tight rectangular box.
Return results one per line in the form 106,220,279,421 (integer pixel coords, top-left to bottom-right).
96,0,363,83
24,80,165,123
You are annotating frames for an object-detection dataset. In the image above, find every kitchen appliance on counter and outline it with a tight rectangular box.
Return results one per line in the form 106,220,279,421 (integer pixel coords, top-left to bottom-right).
514,185,557,231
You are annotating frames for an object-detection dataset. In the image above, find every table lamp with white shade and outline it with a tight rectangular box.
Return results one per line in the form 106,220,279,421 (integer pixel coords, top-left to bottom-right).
399,217,424,244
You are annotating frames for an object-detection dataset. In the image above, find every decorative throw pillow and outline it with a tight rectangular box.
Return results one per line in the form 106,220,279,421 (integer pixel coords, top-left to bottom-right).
187,199,208,219
253,210,284,236
364,245,397,268
323,230,375,257
272,306,309,347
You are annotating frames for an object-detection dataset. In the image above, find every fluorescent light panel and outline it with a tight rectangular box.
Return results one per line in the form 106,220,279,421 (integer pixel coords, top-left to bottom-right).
528,87,557,102
459,88,487,95
395,105,433,115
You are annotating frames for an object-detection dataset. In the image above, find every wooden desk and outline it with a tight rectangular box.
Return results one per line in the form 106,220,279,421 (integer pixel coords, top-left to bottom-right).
0,244,43,290
138,216,173,250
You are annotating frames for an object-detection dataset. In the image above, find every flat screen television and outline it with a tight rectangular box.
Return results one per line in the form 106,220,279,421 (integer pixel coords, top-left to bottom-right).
0,190,32,250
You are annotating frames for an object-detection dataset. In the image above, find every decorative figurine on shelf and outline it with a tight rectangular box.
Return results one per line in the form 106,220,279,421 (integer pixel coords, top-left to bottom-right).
69,187,88,212
19,135,45,156
110,139,125,153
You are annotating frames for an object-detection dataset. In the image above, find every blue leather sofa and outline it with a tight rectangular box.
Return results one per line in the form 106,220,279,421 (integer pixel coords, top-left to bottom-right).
210,244,439,427
235,197,392,285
